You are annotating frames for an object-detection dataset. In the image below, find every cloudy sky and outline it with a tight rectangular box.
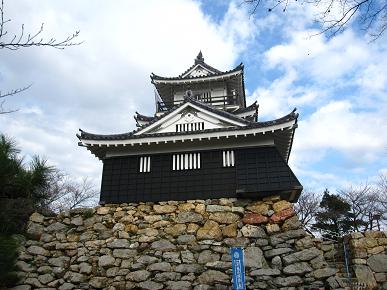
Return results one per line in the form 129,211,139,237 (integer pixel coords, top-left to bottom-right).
1,0,386,194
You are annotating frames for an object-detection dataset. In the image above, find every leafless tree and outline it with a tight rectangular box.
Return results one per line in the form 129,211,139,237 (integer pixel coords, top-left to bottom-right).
40,171,98,212
338,183,371,231
0,0,81,113
294,188,321,228
376,173,387,210
372,173,387,229
339,181,386,231
244,0,386,41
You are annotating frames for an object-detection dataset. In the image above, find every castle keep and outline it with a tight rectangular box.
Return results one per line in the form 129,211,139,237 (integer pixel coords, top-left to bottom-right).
77,52,302,204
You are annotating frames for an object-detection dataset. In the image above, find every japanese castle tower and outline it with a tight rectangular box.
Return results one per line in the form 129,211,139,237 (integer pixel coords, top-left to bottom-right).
77,52,302,204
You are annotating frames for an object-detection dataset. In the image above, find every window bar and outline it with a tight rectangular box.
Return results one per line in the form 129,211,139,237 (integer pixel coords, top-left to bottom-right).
173,155,176,170
227,151,230,167
184,154,189,170
189,154,192,169
139,157,143,172
231,150,235,166
223,151,226,167
197,153,201,169
176,154,180,170
147,157,150,172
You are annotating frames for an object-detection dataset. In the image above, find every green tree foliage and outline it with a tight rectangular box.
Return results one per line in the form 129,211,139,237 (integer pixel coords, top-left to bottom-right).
314,189,358,238
0,235,20,288
0,134,97,287
0,134,54,287
0,134,53,234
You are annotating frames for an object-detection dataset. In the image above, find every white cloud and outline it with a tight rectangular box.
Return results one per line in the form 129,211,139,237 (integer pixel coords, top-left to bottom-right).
0,0,254,185
1,0,386,193
245,5,387,189
293,100,387,165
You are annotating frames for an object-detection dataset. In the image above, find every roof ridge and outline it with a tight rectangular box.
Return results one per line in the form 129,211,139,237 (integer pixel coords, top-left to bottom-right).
185,97,251,125
77,108,298,141
150,52,244,81
134,112,155,121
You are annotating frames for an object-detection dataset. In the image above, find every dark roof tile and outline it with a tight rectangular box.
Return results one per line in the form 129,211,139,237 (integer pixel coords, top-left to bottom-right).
77,106,298,141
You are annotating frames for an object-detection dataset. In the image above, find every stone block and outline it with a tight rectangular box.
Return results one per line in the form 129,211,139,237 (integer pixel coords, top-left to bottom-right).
244,246,266,268
367,245,384,255
89,277,107,288
266,223,280,234
246,203,270,215
209,212,240,224
30,212,44,223
283,248,321,265
96,207,110,215
147,262,172,272
153,204,177,213
375,273,387,282
126,270,151,282
222,223,237,237
353,265,377,288
283,262,313,275
270,208,295,223
367,254,387,272
197,270,229,284
137,281,164,290
151,239,177,251
273,200,292,212
241,224,267,238
198,250,220,264
242,213,268,225
197,220,222,241
274,276,303,287
177,211,204,223
364,231,385,238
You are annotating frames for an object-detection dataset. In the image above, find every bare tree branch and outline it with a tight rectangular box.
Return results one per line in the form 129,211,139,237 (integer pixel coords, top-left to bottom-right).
294,188,321,228
376,173,387,211
40,172,98,212
244,0,387,41
0,0,82,50
339,180,386,231
0,0,82,114
0,84,31,99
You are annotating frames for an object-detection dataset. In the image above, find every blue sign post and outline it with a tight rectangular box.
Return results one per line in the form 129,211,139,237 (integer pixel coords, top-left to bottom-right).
231,247,246,290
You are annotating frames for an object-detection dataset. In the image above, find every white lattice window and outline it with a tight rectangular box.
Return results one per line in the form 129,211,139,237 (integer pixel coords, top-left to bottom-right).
222,150,235,167
176,122,204,132
139,156,151,173
172,153,201,170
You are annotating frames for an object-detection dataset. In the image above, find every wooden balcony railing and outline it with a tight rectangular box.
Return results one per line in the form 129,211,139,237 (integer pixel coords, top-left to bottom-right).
156,95,238,112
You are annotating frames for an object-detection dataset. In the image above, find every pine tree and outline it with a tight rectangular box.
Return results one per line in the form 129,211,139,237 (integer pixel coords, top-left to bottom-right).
314,189,354,238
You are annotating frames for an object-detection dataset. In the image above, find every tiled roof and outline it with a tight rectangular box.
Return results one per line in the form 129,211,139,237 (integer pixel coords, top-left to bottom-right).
151,63,243,81
134,112,155,122
77,103,298,141
233,101,258,114
150,52,244,82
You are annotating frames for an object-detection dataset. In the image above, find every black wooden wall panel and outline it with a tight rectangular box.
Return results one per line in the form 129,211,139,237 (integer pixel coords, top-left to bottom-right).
100,146,301,203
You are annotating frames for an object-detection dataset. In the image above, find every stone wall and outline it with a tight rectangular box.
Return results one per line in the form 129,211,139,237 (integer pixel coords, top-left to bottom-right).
12,197,339,290
349,231,387,289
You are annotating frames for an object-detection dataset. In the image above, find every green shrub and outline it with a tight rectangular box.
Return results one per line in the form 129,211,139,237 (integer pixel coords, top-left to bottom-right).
0,235,20,288
0,198,34,235
82,208,94,219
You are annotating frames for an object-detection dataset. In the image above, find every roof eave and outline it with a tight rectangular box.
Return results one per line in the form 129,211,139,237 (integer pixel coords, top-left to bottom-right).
151,66,243,83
